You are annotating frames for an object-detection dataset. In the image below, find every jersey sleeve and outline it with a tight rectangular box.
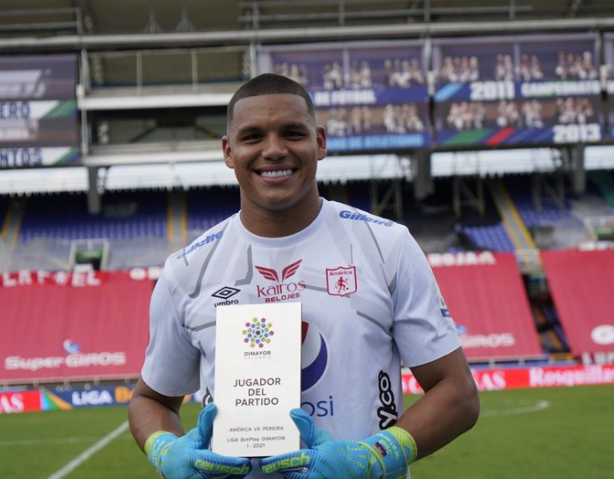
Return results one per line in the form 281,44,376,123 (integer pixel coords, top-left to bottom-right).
392,231,461,368
141,263,201,397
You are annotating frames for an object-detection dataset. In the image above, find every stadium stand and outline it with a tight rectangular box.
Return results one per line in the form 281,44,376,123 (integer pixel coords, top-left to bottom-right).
2,0,614,389
186,186,240,241
7,191,171,271
19,190,168,243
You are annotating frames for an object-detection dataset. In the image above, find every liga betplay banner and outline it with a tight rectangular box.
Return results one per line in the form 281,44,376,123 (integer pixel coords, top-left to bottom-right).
3,364,614,414
0,270,153,383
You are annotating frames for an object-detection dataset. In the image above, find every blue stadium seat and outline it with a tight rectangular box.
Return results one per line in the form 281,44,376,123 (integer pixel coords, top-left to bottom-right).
18,191,168,243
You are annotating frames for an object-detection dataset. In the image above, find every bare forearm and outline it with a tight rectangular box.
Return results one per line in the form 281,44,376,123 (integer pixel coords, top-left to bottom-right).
395,348,480,460
128,379,186,452
397,375,479,459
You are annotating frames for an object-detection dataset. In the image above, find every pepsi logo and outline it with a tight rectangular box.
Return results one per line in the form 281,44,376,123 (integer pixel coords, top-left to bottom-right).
301,320,328,391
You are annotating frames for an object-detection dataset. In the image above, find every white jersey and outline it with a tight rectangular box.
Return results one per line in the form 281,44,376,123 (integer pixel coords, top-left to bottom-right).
142,198,460,479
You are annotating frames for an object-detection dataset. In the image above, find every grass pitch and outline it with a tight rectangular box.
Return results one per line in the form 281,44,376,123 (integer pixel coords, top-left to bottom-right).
0,385,613,479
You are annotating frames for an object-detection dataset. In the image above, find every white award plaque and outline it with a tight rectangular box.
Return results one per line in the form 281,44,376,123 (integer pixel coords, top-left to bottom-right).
212,302,302,457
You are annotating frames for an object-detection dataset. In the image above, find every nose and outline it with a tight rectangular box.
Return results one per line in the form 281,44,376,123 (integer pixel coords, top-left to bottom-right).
262,134,287,161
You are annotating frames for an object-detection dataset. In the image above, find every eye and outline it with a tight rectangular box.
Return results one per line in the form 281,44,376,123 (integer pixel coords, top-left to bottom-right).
242,133,262,142
286,130,306,139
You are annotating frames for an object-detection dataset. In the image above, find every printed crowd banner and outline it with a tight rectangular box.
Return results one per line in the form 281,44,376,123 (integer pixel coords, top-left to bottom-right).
0,384,199,414
0,270,153,383
0,55,77,100
427,251,543,360
541,249,614,355
0,146,79,168
432,33,603,147
0,54,79,168
605,33,614,141
258,41,431,152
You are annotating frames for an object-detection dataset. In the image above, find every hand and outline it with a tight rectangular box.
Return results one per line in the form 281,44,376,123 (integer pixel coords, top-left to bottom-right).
259,409,416,479
146,403,252,479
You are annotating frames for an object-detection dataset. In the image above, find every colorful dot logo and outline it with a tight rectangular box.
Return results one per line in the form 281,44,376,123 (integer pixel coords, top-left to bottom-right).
243,317,274,348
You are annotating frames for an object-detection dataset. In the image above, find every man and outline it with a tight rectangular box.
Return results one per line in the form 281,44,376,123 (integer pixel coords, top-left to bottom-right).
129,73,479,479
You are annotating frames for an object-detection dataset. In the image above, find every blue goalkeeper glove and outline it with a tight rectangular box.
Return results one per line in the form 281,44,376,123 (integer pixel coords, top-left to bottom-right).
259,408,417,479
145,403,252,479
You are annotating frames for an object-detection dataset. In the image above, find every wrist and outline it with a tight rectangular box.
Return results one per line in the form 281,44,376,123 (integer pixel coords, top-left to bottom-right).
360,427,418,479
145,430,177,469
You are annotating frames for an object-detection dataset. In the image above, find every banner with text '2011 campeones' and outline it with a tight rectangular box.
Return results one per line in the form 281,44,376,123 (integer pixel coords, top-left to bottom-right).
432,33,603,148
258,41,431,152
0,55,80,168
0,270,153,384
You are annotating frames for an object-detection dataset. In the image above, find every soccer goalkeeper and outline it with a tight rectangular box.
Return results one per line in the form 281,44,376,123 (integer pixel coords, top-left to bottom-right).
129,73,480,479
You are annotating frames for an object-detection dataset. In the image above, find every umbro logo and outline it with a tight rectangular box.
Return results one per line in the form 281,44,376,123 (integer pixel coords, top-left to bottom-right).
212,287,240,300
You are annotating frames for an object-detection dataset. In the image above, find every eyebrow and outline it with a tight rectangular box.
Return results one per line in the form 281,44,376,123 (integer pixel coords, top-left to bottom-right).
235,121,311,137
234,125,262,137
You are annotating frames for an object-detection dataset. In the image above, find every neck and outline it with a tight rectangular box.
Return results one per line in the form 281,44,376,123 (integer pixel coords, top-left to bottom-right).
240,197,323,238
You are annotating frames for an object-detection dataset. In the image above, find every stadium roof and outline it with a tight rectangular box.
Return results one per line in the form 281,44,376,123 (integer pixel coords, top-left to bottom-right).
2,146,614,195
2,1,614,52
2,1,614,195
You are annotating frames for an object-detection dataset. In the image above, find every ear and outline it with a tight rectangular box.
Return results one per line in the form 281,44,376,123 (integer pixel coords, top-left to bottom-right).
222,136,234,169
316,125,327,161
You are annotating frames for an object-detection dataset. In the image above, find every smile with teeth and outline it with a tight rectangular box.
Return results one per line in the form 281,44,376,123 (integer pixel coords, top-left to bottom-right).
260,169,293,178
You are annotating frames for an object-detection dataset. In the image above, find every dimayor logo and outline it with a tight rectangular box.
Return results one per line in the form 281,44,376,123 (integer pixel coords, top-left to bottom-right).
243,317,274,349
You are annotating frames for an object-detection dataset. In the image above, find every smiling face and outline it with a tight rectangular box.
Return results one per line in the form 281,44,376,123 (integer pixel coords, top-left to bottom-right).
222,93,327,236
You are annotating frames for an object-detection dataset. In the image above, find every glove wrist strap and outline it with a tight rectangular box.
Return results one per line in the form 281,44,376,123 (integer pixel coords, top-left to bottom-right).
145,430,177,469
386,427,418,464
360,427,418,479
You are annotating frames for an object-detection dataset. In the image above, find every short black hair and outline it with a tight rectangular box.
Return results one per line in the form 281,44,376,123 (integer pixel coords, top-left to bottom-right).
227,73,315,129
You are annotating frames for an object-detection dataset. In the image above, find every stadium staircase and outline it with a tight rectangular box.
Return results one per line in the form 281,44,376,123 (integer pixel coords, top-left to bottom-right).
587,171,614,210
168,189,187,250
325,183,350,205
487,179,537,252
0,197,25,271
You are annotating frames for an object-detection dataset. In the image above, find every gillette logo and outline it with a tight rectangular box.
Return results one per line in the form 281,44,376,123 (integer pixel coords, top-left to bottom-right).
175,231,223,259
255,260,306,303
339,210,393,227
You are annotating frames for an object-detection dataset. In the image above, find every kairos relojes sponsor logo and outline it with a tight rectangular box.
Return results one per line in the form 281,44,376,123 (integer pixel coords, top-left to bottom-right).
255,259,306,303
